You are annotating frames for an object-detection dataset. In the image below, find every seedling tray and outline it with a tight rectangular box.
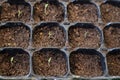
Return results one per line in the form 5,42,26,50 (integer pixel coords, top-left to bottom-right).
0,0,120,80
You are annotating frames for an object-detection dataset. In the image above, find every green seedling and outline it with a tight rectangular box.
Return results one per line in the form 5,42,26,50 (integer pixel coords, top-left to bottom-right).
84,31,88,38
48,31,52,37
48,57,52,66
10,57,14,64
44,3,49,15
18,10,22,17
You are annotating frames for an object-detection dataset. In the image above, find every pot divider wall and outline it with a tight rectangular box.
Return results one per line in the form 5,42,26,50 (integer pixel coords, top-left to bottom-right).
0,0,120,79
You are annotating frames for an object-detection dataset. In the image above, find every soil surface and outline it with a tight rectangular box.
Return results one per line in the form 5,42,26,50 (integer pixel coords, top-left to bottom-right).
0,23,30,48
70,49,103,77
33,24,66,48
100,2,120,23
67,2,98,22
107,50,120,76
32,49,67,77
0,49,30,76
1,2,31,22
68,24,101,49
103,25,120,48
33,1,64,23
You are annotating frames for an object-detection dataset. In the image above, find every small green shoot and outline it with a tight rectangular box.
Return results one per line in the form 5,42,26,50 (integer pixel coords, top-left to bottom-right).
48,57,52,66
44,3,49,15
48,31,52,37
18,10,22,17
10,57,14,64
84,31,88,38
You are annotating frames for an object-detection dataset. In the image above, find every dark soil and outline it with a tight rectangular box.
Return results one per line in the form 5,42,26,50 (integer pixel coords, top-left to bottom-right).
67,2,98,22
32,48,67,77
68,24,101,49
103,24,120,48
107,49,120,76
1,2,31,22
70,49,103,77
0,49,30,76
100,1,120,23
33,1,64,23
33,23,66,48
0,23,30,48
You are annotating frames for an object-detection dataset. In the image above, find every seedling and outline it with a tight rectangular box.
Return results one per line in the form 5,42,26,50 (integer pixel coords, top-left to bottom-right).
18,10,22,17
84,31,88,38
10,57,14,64
48,31,52,37
44,3,49,15
48,57,52,66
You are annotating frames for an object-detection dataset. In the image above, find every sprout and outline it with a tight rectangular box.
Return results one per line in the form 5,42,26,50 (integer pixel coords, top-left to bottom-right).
48,57,52,66
10,57,14,64
18,10,22,17
48,31,52,37
44,3,49,15
84,31,88,38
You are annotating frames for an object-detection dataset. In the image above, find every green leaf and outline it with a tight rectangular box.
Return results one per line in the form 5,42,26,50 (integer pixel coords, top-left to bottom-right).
10,57,14,63
48,57,52,63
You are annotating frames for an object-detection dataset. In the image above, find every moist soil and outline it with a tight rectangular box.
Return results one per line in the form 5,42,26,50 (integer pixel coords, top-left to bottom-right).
0,23,30,48
70,49,103,77
68,24,101,49
107,50,120,76
33,1,64,23
0,49,30,76
100,2,120,23
1,2,31,22
33,24,66,48
32,49,67,77
103,25,120,48
67,2,98,22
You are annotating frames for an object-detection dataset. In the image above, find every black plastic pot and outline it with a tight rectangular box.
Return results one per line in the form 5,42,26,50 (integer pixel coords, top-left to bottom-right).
0,0,119,79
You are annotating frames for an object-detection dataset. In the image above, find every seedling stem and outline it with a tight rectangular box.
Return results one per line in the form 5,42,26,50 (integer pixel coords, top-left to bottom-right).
48,57,52,66
84,31,88,38
44,3,49,15
48,31,52,37
18,10,22,17
10,57,14,64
